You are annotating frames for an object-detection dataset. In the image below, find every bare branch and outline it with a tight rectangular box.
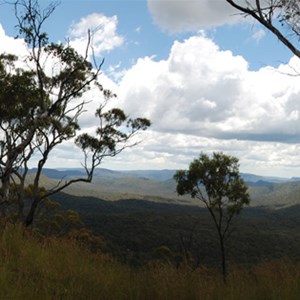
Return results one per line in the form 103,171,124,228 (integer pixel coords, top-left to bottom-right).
225,0,300,58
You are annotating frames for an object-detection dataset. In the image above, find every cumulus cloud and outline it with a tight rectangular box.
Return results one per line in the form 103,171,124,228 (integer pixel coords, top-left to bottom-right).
105,32,300,176
147,0,240,32
0,24,28,57
117,33,300,147
68,13,124,57
97,130,300,178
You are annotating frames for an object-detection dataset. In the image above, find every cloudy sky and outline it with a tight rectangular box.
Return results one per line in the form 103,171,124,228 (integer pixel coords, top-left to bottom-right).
1,0,300,177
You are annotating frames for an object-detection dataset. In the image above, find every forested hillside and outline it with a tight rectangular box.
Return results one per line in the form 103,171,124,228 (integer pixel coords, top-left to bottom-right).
51,191,300,267
36,168,300,207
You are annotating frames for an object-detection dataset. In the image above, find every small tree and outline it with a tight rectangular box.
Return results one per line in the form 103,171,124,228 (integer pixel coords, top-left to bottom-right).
174,152,250,282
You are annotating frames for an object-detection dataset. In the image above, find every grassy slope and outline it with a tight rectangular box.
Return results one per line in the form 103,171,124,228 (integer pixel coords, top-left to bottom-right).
0,224,299,300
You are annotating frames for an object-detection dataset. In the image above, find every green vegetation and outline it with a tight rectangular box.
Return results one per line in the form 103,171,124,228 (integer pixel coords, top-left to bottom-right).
24,168,300,208
50,193,300,268
0,223,299,299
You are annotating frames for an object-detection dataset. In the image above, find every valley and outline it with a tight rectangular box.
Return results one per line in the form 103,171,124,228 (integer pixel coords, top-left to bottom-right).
34,168,300,267
34,167,300,207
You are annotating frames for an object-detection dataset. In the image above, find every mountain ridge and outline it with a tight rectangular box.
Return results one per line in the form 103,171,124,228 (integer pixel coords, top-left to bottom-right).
24,168,300,208
29,167,298,184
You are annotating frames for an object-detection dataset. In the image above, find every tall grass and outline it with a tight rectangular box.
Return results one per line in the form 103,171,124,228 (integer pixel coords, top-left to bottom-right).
0,224,298,299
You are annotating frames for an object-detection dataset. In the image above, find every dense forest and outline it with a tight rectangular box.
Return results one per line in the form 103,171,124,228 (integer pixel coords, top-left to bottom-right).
51,192,300,268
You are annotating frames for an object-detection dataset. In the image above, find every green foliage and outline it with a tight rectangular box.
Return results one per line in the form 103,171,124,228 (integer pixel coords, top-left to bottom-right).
76,102,150,157
0,55,39,122
175,152,250,211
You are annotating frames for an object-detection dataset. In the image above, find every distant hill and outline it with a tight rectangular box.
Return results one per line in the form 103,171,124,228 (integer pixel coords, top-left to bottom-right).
29,168,85,179
246,180,274,187
240,173,290,184
25,168,300,208
33,168,295,183
55,168,177,182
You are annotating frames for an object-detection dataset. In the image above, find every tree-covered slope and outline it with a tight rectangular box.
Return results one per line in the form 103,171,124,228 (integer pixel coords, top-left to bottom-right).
51,192,300,267
35,168,300,207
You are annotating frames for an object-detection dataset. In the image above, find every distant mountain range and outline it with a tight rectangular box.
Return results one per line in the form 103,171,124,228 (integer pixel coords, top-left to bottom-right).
29,167,299,184
26,168,300,208
28,168,176,182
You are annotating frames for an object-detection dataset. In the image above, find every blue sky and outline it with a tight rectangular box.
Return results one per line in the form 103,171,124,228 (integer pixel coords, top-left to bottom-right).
1,0,300,177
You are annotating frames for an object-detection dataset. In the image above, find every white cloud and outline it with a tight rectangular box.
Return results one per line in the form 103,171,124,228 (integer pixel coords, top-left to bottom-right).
102,33,300,176
68,13,124,57
0,24,28,58
147,0,240,32
251,28,266,43
147,0,275,33
99,131,300,178
117,34,300,144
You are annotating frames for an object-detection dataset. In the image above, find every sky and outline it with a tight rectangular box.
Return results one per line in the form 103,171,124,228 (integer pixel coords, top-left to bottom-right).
1,0,300,178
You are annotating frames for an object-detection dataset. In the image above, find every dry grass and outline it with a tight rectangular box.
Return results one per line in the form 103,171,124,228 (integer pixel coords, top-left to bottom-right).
0,224,298,299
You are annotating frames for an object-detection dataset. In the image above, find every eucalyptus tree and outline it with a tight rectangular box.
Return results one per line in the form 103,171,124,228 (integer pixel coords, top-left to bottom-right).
174,152,250,282
0,0,150,226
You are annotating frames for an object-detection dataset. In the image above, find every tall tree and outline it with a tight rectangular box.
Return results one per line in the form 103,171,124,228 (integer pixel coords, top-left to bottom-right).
0,0,150,226
225,0,300,59
174,152,250,282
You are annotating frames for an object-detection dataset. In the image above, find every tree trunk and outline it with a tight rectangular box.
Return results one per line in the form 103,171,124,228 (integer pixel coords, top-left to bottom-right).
218,231,227,283
0,177,10,217
25,196,40,227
